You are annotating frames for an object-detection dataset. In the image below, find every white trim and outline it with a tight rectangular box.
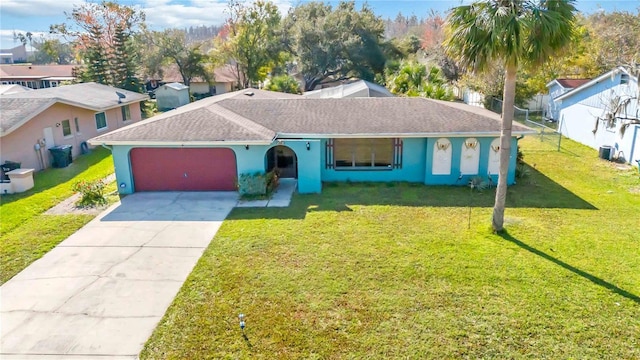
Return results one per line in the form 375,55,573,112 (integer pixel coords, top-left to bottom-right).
87,140,273,146
277,131,535,139
555,67,636,101
95,112,108,132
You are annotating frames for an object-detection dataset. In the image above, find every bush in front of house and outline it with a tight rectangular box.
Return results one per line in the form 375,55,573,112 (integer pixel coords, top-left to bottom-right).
72,179,107,207
237,169,279,196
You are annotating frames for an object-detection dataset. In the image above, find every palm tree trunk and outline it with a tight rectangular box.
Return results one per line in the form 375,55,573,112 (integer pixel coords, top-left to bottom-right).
492,63,517,232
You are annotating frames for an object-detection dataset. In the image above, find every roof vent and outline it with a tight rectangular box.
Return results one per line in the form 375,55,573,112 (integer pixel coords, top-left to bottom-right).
244,91,254,96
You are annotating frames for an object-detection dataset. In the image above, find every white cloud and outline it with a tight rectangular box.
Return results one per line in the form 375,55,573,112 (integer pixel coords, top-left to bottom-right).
141,0,293,29
0,0,73,17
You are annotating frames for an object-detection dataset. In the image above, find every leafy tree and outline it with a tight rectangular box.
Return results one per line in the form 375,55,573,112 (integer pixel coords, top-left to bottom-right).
387,61,454,100
81,24,111,84
112,24,143,92
150,29,211,87
585,11,640,72
32,39,73,64
13,31,33,49
51,1,145,89
265,74,301,94
218,0,284,89
445,0,576,232
284,1,387,91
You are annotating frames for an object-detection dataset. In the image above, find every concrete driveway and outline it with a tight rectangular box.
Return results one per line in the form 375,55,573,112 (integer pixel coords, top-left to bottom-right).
0,192,238,359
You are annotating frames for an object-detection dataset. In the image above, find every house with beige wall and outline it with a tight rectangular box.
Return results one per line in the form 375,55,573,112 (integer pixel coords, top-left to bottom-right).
1,82,148,171
160,64,237,96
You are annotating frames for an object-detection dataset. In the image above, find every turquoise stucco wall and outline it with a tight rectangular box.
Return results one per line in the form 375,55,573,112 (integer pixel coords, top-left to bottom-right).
320,138,427,182
424,137,517,186
110,136,518,195
319,137,517,186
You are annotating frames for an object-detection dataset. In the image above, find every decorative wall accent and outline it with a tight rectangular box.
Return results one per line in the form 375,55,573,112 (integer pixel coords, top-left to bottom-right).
464,139,479,149
460,137,480,175
488,138,500,175
432,138,452,175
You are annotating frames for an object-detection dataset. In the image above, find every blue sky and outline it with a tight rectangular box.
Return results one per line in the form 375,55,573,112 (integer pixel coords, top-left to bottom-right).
1,0,638,48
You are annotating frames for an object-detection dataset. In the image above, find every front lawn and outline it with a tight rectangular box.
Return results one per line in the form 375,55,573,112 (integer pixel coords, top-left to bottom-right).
142,136,639,358
0,148,115,283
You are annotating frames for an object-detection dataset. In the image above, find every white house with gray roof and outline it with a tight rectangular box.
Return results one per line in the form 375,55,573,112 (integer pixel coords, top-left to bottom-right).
89,88,533,194
1,82,148,171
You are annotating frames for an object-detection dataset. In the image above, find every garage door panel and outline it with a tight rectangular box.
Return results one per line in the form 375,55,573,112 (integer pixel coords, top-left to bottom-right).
130,148,237,191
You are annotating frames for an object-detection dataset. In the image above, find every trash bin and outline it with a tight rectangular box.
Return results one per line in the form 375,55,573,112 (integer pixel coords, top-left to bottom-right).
49,145,73,168
1,161,21,180
598,145,613,161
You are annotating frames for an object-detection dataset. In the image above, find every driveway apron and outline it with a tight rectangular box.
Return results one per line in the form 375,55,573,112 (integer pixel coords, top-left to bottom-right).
0,192,238,359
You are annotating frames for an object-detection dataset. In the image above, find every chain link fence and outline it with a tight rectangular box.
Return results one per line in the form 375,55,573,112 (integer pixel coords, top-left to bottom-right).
490,98,561,151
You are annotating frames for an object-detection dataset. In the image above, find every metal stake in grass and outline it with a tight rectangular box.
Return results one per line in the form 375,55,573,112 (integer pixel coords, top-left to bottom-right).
239,313,251,346
239,313,246,334
468,182,474,229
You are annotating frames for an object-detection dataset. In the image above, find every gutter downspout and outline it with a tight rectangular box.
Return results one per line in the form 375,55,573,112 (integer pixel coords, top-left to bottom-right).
101,144,112,152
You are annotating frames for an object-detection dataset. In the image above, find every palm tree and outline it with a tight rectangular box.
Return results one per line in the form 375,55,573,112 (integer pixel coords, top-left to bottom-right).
444,0,576,232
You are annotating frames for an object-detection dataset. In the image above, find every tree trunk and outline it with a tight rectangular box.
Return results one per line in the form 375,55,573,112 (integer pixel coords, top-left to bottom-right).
492,63,517,232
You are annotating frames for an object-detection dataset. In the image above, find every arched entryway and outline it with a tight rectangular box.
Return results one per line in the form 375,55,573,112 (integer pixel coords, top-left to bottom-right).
266,145,297,178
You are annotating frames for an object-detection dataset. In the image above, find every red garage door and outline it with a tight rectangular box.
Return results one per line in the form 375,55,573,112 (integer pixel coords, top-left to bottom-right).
130,148,237,191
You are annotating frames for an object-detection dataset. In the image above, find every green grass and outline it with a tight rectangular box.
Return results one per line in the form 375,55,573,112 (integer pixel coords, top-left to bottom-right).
0,147,113,234
0,148,116,283
142,137,639,359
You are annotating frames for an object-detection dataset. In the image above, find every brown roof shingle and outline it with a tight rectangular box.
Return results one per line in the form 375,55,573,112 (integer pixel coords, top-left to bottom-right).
556,78,591,89
0,64,76,79
89,89,533,145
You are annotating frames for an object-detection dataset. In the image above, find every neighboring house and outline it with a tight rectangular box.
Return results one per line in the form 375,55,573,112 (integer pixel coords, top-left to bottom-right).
155,82,190,111
546,78,591,121
303,80,394,98
1,82,148,170
88,88,533,195
161,64,237,97
0,64,76,89
0,45,28,64
554,67,639,165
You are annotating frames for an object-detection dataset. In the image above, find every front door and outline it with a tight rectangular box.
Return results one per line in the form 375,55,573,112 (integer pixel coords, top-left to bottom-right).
266,146,297,178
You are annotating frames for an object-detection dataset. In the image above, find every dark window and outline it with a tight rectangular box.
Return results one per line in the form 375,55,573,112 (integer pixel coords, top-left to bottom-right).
121,105,131,121
62,119,71,137
621,74,629,85
74,117,80,132
333,138,398,169
95,112,107,130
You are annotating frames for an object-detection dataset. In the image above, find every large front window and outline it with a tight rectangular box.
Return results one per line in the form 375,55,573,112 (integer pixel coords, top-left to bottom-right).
330,138,403,169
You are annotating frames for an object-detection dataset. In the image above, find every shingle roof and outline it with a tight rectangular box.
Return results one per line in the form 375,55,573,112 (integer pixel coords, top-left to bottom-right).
2,82,147,108
0,98,55,134
1,82,148,136
0,64,76,79
555,79,591,89
161,64,239,84
219,97,528,136
89,89,532,145
0,84,32,95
